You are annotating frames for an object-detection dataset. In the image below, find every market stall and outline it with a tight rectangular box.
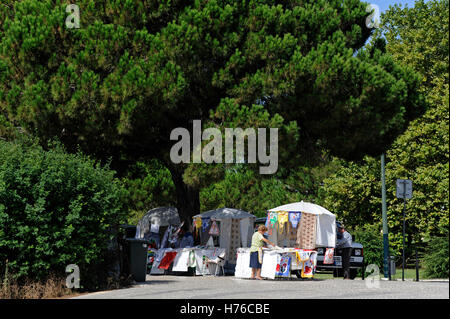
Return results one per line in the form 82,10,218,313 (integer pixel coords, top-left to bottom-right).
234,201,336,279
136,207,255,276
149,246,226,276
192,208,256,268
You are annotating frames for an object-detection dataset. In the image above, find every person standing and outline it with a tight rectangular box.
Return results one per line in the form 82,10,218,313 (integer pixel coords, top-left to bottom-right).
249,225,276,280
336,222,353,280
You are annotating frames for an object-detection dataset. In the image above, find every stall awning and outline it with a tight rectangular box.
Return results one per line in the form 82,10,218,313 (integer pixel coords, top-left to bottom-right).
193,207,255,220
268,201,336,248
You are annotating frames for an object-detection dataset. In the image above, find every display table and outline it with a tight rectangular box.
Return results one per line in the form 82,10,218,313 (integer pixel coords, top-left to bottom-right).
149,247,226,276
234,247,317,279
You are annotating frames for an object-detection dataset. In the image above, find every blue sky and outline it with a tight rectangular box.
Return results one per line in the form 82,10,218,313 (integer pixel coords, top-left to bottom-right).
370,0,428,13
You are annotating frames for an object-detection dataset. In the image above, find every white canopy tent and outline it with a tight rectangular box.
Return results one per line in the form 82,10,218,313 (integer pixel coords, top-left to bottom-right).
193,208,256,264
136,206,181,239
268,201,336,248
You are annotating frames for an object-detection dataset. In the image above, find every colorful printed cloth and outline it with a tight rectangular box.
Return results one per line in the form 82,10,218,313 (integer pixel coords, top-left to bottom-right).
158,251,178,270
277,212,289,234
324,248,334,264
194,217,202,236
201,217,210,232
275,254,292,277
301,251,317,278
209,220,220,236
289,212,301,229
269,212,278,227
295,250,311,263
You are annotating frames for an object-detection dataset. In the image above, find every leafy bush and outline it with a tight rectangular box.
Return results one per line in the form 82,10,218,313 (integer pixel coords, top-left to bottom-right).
422,233,449,279
0,138,127,290
353,223,395,275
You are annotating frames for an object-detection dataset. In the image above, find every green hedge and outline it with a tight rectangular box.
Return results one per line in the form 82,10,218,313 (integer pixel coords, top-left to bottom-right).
0,138,127,289
423,233,449,279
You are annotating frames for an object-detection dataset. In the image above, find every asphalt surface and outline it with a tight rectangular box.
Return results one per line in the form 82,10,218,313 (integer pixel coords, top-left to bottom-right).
73,275,449,299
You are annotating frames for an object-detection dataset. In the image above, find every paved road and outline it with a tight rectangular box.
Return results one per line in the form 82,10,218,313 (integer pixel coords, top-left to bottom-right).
74,275,449,299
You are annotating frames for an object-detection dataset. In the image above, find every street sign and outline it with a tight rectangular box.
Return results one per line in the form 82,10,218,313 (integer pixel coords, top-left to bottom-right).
396,179,413,199
396,178,413,281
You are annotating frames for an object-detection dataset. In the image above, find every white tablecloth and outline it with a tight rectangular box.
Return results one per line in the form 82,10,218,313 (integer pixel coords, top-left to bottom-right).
150,247,226,275
235,247,317,279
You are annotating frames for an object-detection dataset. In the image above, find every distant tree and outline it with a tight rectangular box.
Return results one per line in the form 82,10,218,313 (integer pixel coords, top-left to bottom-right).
321,0,449,256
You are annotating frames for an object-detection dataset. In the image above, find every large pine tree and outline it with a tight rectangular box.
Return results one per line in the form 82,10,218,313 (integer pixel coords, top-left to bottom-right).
0,0,424,225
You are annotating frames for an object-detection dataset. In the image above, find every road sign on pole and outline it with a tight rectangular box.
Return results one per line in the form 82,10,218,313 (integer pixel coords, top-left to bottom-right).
396,179,413,199
381,155,389,279
396,179,413,281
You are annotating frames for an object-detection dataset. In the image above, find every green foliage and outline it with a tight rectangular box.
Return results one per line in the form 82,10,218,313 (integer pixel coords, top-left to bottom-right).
422,232,449,279
0,137,127,288
122,160,176,225
200,159,340,217
320,0,449,260
353,224,389,274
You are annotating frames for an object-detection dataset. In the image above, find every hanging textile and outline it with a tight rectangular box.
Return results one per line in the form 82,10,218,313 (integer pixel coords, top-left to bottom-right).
265,212,273,235
206,236,215,248
269,212,278,228
295,250,311,263
160,227,170,249
228,219,241,264
201,218,210,232
289,212,301,229
209,219,220,236
158,251,178,269
239,218,251,247
301,252,317,278
277,211,289,235
296,212,317,249
275,254,292,277
219,219,232,260
194,217,202,237
188,250,196,268
324,248,334,264
150,223,160,234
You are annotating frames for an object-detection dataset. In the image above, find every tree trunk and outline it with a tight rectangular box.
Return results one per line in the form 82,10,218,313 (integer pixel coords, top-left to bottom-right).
169,166,200,232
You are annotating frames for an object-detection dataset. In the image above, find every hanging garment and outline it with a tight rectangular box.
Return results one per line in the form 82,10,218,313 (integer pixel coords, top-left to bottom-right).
324,248,334,264
160,227,170,249
194,217,202,237
228,219,241,264
277,212,289,235
296,212,317,249
201,218,210,233
168,226,179,245
206,236,215,248
289,212,301,229
265,212,273,236
150,223,160,234
209,220,220,236
269,212,278,228
158,251,178,270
